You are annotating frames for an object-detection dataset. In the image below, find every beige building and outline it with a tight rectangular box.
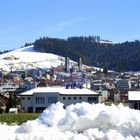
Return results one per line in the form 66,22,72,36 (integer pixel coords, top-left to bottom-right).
19,87,100,113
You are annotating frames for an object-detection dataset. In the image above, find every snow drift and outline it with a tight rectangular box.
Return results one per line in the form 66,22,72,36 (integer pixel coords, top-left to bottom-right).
0,102,140,140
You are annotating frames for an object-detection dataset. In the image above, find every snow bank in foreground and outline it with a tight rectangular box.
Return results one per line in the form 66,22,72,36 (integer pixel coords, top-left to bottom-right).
0,102,140,140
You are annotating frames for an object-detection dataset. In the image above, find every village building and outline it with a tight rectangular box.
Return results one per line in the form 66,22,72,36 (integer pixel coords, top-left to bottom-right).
19,87,100,113
0,83,19,93
115,79,129,92
128,91,140,110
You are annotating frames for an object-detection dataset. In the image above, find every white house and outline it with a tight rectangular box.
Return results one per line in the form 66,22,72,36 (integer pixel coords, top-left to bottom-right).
128,91,140,110
0,83,19,93
19,87,100,113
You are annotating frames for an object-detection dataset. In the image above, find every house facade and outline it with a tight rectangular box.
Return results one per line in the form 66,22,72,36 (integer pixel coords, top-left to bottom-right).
0,83,19,93
19,87,100,113
128,91,140,110
115,79,129,92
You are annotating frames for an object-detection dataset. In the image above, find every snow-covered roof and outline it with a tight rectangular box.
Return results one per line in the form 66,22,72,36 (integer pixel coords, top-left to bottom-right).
19,87,99,96
128,91,140,101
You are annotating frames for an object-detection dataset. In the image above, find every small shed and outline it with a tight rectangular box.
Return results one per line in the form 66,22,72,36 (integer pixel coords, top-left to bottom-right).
9,108,18,114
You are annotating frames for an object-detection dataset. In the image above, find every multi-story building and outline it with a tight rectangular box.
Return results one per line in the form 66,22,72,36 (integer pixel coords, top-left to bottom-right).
19,87,100,113
0,83,19,93
115,79,129,92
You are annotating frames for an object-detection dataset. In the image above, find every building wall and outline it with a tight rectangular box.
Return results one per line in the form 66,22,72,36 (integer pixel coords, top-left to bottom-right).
20,92,99,113
59,95,98,107
116,79,129,91
129,101,140,110
0,84,19,92
33,92,59,111
20,95,34,112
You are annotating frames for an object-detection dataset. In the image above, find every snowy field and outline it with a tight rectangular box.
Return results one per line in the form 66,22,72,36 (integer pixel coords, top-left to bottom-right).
0,102,140,140
0,45,66,72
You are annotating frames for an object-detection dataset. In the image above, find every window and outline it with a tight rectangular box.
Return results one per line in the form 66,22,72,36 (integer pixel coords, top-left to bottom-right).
68,97,71,100
28,97,30,100
74,97,77,100
63,97,66,100
28,107,33,113
22,97,25,100
35,107,45,113
88,97,97,103
36,97,45,103
134,102,138,109
79,97,82,100
48,97,57,104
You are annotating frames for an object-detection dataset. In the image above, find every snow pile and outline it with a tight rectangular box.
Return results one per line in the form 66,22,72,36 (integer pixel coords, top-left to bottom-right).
0,102,140,140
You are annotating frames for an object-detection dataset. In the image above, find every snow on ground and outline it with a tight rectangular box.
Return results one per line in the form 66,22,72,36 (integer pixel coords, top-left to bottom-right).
99,40,119,44
0,45,66,72
0,102,140,140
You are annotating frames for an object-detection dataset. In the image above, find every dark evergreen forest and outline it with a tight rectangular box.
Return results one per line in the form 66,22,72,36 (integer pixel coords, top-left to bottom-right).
31,36,140,72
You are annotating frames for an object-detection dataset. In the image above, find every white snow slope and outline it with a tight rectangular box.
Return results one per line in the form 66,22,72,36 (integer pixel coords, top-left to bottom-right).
0,102,140,140
0,45,67,72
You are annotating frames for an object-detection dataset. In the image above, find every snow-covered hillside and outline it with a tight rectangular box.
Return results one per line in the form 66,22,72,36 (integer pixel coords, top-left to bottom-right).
0,46,68,72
